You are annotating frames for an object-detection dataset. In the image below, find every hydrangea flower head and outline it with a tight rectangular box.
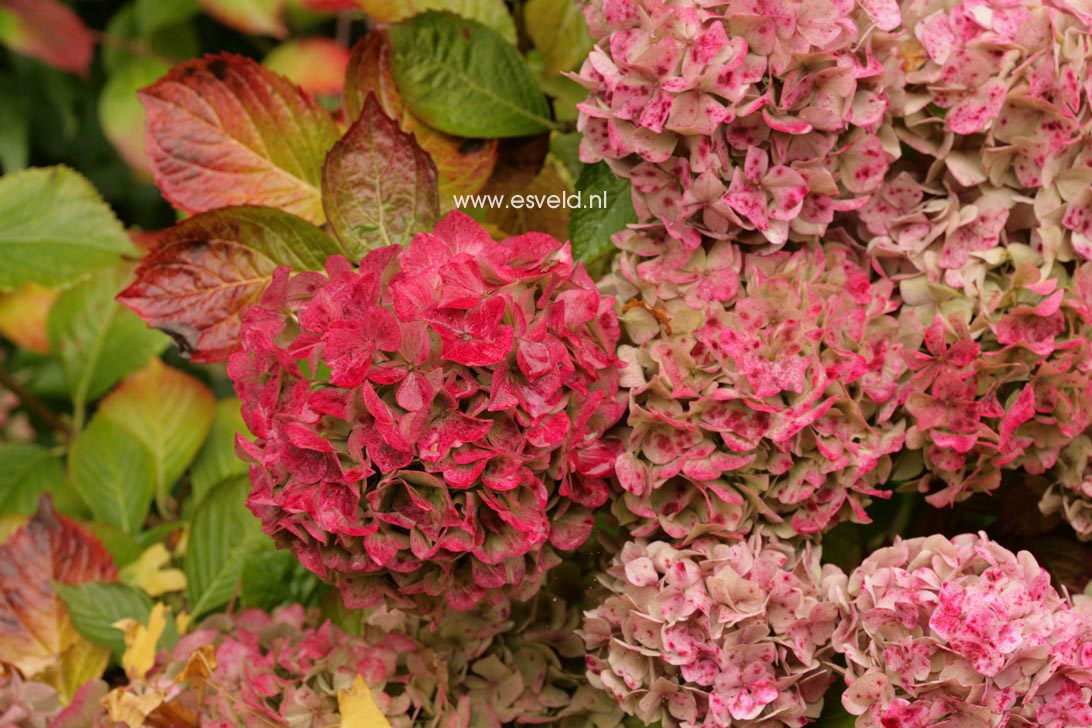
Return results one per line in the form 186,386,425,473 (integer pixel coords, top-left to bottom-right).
104,604,436,727
833,533,1092,727
574,0,899,250
583,535,845,727
859,0,1092,290
229,211,624,612
609,238,906,538
896,257,1092,504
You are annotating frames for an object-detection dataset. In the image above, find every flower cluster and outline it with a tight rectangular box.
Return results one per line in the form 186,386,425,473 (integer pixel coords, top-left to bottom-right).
372,587,625,727
861,0,1092,291
105,594,621,728
583,535,843,727
573,0,898,251
106,604,432,727
1041,434,1092,540
610,240,905,538
0,676,109,728
229,211,624,612
895,259,1092,505
832,533,1092,727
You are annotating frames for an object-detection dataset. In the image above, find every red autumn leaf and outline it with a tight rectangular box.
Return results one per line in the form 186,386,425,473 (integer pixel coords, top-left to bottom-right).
139,54,340,224
0,0,94,76
0,498,116,682
322,95,440,252
117,206,346,363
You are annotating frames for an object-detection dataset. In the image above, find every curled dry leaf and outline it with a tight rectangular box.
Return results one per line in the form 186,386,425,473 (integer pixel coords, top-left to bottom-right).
0,498,115,701
139,54,340,223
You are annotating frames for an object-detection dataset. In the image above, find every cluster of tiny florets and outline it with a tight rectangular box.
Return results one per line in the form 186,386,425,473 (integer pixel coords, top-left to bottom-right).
229,211,624,613
831,533,1092,728
583,535,844,727
610,240,906,538
574,0,898,251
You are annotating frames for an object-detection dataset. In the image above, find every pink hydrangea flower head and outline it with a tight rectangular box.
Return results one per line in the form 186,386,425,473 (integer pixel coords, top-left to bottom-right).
573,0,899,249
0,676,109,728
358,570,626,728
106,604,445,727
858,0,1092,290
609,238,906,538
583,535,845,727
834,533,1092,727
228,211,625,613
1040,434,1092,541
895,259,1092,504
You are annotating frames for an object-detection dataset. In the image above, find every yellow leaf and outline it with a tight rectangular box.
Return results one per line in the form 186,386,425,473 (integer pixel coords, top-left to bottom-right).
115,602,168,681
120,543,187,597
0,283,57,353
102,687,167,728
337,675,392,728
0,514,28,544
37,637,110,705
175,609,193,636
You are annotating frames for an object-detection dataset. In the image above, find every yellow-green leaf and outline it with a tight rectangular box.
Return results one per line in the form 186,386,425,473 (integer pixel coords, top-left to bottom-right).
338,674,392,728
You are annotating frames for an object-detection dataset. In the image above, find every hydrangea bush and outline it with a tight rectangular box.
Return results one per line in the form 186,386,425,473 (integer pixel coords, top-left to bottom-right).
229,211,624,613
6,0,1092,724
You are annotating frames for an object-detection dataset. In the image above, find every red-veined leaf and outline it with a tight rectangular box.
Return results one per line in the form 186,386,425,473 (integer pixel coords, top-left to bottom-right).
0,498,115,700
322,95,439,252
139,54,340,223
0,0,94,76
117,206,345,363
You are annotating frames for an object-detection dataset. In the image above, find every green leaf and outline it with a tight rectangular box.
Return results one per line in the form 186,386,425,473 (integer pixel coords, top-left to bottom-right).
99,56,171,175
388,11,554,138
322,96,440,254
0,72,29,172
84,522,144,568
568,161,636,264
68,417,157,534
186,476,267,618
0,443,65,516
103,3,199,74
190,398,249,508
55,582,153,657
47,266,169,422
524,0,593,76
97,360,216,515
240,546,326,611
0,167,136,290
136,0,200,34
